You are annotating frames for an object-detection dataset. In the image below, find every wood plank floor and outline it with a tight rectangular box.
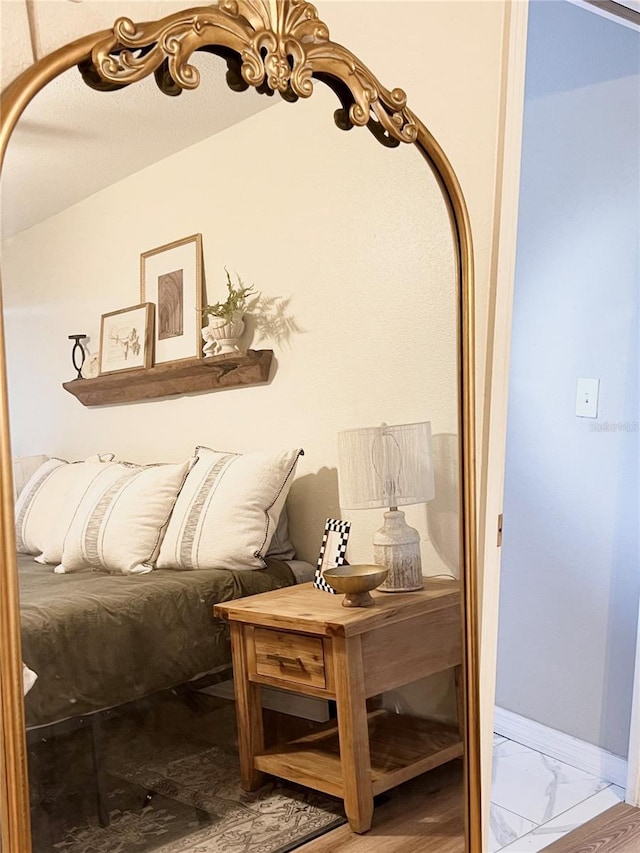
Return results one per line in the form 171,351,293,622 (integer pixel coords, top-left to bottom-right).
544,803,640,853
297,760,464,852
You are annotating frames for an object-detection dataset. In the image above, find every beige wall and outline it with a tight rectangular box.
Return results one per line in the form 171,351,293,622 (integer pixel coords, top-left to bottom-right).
2,0,510,569
2,0,508,454
3,84,460,576
328,0,507,443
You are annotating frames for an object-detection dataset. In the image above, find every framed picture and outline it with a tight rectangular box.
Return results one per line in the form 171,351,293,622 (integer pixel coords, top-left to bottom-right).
313,518,351,593
140,233,203,364
99,303,154,375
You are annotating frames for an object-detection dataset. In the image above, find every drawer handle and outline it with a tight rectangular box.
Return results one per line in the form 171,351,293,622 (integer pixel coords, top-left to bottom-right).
265,653,305,669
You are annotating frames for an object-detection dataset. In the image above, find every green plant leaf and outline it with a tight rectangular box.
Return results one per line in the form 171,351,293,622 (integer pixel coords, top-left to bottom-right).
202,268,259,321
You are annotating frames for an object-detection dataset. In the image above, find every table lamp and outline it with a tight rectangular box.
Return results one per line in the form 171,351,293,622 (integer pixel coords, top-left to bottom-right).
337,422,435,592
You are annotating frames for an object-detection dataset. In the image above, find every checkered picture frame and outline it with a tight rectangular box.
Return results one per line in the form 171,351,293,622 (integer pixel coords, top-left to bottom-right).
313,518,351,593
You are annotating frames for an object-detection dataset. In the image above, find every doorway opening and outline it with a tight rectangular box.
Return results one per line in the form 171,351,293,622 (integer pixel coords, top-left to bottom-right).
490,1,640,850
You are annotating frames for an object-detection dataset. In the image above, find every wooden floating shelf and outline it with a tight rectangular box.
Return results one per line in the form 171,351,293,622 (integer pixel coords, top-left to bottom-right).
63,349,273,407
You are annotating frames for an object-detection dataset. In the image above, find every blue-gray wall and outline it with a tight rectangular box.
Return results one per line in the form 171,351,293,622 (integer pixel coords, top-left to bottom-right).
496,0,640,757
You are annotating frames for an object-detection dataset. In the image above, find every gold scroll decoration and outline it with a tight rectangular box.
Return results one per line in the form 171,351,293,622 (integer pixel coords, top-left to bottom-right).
79,0,418,148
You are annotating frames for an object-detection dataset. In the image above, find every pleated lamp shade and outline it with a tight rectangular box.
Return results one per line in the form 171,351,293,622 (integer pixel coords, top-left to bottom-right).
337,422,435,592
337,422,435,510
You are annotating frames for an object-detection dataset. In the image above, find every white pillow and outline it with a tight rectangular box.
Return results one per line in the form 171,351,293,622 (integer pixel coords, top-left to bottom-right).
156,446,303,571
13,455,49,500
15,458,64,554
15,456,114,557
22,662,37,696
59,460,193,575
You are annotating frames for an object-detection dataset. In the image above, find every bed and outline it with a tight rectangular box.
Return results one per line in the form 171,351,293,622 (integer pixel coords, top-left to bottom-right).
19,553,309,829
15,446,308,825
19,554,299,730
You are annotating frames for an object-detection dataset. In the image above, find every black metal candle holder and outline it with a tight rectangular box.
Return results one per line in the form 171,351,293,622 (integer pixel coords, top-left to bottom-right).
68,334,88,380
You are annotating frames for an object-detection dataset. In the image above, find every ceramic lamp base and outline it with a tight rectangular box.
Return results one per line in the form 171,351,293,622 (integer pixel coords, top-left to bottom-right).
373,510,424,592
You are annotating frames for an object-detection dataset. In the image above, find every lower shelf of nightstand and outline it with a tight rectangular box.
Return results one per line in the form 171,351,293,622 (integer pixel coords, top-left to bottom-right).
254,709,463,799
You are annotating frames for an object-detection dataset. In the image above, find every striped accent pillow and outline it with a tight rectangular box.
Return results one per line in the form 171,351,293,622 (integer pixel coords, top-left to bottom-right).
13,455,49,501
156,446,303,572
15,456,115,559
15,458,66,555
59,460,193,575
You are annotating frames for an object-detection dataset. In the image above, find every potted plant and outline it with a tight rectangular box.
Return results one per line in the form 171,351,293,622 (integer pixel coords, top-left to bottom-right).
201,269,258,356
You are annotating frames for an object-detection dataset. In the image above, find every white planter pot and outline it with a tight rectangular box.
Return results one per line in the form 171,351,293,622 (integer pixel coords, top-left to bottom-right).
202,314,245,356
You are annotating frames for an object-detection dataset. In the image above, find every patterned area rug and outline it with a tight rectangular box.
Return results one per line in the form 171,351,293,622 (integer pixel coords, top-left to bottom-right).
29,694,345,853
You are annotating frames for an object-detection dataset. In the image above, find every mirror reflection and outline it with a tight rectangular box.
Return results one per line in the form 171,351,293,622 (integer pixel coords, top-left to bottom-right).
2,39,464,851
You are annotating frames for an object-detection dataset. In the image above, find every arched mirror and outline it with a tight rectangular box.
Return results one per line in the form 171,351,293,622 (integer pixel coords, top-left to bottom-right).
0,2,479,850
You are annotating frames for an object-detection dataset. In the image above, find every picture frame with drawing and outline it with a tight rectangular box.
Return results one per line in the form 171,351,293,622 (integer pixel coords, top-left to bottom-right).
140,233,204,364
98,303,154,375
313,518,351,593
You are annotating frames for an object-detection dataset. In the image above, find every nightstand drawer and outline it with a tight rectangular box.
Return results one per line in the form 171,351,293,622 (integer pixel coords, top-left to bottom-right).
253,627,326,689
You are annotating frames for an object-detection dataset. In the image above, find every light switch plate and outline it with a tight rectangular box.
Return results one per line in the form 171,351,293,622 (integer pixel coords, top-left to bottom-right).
576,378,599,418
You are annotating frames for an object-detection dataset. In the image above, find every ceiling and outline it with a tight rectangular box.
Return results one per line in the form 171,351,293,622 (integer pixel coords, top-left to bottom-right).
0,1,276,239
1,0,638,240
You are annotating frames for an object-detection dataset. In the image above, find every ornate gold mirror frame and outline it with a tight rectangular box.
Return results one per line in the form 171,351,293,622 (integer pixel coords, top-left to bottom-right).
0,2,479,849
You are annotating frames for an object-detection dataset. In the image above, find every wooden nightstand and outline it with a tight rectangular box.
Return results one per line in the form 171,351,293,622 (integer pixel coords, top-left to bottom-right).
214,580,463,833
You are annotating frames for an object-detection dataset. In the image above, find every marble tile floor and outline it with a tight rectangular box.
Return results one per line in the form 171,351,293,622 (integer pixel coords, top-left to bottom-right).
490,735,626,852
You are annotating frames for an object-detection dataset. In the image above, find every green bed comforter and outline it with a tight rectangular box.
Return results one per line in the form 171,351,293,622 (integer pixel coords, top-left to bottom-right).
18,554,295,728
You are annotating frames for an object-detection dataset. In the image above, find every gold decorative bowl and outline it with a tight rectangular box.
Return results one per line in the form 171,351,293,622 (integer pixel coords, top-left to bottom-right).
323,564,389,608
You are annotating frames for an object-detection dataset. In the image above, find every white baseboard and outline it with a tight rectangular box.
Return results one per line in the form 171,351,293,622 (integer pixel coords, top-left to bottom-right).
494,706,628,788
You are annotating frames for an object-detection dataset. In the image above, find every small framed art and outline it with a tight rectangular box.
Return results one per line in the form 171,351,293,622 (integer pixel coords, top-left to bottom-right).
140,233,204,364
99,303,154,375
313,518,351,593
